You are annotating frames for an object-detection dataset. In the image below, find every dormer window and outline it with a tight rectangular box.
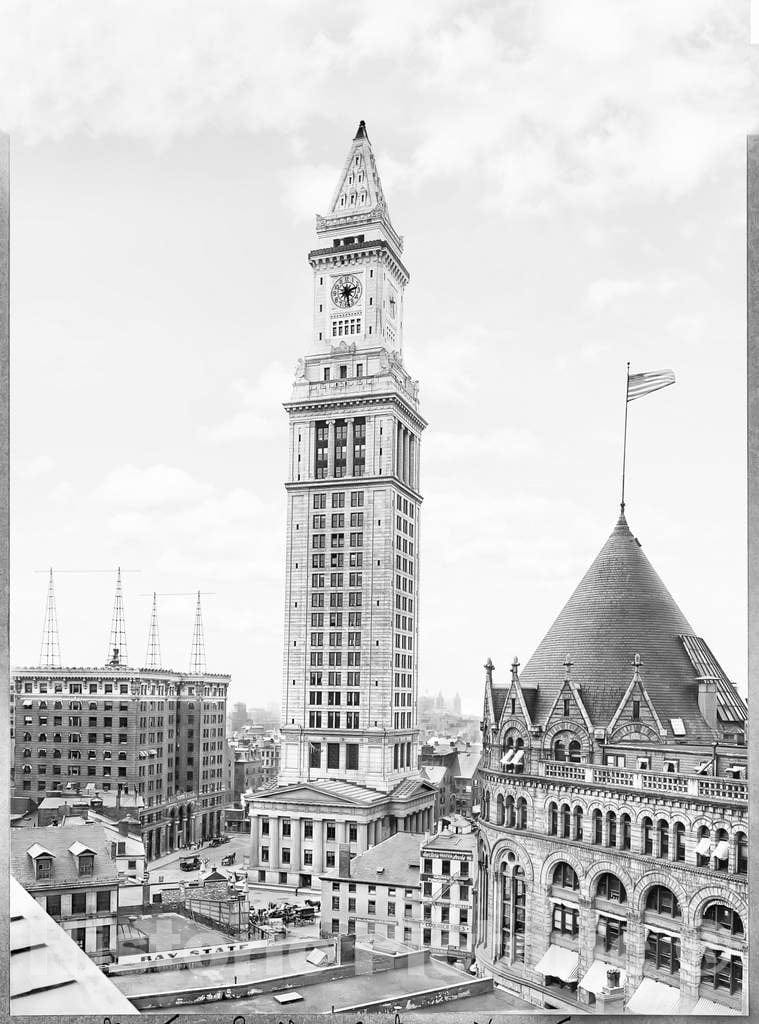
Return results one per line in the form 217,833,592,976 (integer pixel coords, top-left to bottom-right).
36,856,52,879
79,855,94,876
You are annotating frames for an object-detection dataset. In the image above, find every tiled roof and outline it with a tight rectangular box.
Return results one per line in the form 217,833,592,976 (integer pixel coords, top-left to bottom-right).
11,823,118,890
518,513,719,740
10,878,136,1015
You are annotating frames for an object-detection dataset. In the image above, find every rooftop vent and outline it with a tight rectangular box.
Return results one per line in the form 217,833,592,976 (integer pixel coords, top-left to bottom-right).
376,867,385,874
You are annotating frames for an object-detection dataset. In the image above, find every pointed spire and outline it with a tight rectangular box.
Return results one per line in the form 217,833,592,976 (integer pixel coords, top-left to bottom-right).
354,119,368,140
484,657,494,685
324,122,390,224
39,568,61,668
190,591,206,674
510,657,520,684
145,592,161,670
563,654,573,682
107,567,128,666
632,652,642,683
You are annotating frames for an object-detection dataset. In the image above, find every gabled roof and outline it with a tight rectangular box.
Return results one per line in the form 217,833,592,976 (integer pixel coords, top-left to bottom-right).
518,513,723,740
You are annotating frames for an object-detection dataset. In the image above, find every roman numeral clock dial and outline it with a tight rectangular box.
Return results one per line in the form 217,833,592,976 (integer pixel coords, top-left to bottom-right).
331,274,362,308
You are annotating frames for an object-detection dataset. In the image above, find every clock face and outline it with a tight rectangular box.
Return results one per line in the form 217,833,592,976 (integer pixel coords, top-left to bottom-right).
331,274,362,309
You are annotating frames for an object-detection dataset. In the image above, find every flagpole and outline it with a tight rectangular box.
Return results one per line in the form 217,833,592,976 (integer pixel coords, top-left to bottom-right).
620,361,630,514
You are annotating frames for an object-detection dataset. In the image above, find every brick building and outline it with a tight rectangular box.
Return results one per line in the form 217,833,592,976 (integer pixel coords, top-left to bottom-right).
420,822,476,964
474,513,748,1013
12,665,230,859
11,823,120,966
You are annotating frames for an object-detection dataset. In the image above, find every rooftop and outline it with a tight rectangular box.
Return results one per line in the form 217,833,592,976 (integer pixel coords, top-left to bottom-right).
505,513,747,740
11,823,118,890
324,831,423,887
422,830,477,855
11,878,136,1014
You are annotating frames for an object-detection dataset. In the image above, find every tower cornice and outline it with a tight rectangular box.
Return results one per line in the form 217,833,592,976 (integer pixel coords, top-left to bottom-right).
285,473,424,504
284,390,427,432
308,239,409,286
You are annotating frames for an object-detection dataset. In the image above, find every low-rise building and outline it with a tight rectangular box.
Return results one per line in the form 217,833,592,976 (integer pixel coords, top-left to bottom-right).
319,832,423,946
11,823,120,966
420,821,476,964
419,740,481,819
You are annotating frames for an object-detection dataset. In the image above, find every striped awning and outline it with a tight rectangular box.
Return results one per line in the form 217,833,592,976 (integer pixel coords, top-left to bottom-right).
696,836,711,856
535,944,579,983
626,978,681,1014
713,840,730,860
512,749,525,766
500,751,514,765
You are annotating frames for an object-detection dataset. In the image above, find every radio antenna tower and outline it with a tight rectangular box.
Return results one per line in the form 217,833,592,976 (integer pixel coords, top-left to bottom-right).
189,590,206,674
145,592,161,669
107,567,129,666
39,568,62,668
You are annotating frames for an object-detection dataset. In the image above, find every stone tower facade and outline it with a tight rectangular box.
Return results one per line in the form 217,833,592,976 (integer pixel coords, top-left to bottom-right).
278,121,425,793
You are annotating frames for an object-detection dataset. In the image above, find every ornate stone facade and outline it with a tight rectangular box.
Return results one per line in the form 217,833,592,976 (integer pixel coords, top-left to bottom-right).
474,514,748,1014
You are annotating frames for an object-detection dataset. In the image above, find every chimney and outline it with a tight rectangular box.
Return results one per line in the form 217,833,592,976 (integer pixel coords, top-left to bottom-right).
119,819,130,837
337,843,351,878
116,786,122,809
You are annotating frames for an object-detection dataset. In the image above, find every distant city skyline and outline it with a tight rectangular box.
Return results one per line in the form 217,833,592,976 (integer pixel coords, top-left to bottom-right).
6,2,751,714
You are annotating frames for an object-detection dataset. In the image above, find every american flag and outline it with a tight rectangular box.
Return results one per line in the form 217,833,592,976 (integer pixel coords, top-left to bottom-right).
627,368,675,402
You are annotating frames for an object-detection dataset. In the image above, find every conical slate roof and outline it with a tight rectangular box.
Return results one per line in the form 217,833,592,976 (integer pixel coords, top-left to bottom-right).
518,512,716,740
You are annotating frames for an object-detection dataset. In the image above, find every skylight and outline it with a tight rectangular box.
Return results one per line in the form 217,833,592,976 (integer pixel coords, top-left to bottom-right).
670,718,686,736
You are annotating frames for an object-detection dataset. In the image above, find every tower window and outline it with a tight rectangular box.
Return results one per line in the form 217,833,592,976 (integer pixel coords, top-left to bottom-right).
357,364,363,378
340,365,347,379
324,367,331,382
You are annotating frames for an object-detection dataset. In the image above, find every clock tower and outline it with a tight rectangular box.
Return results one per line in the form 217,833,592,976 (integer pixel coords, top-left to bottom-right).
281,119,424,790
247,122,434,888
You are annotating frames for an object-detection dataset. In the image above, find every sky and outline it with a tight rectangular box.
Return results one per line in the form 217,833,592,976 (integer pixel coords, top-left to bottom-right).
3,0,755,714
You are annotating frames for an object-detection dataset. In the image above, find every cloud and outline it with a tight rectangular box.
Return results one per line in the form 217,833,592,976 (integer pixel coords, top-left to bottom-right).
17,454,54,479
0,0,749,217
585,278,644,312
202,362,292,442
94,464,213,507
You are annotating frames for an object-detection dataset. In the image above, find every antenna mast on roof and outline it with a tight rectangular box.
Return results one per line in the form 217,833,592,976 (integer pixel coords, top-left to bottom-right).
39,568,62,668
107,567,129,666
145,592,161,669
189,591,206,674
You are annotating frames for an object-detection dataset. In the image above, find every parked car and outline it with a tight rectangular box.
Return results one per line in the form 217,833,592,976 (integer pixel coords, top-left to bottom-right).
180,856,201,871
221,852,236,866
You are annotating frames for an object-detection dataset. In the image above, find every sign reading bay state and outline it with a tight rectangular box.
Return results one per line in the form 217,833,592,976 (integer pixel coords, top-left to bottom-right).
118,940,262,965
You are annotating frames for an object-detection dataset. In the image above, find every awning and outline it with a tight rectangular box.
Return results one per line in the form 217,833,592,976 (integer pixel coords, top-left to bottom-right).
625,978,681,1014
500,751,514,765
22,700,32,708
696,836,712,856
713,840,730,860
579,960,627,996
693,997,740,1015
534,944,579,983
697,761,712,774
512,749,525,766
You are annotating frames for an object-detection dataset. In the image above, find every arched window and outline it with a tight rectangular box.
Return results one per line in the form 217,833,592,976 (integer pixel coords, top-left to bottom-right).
573,805,584,841
504,795,515,828
646,885,681,918
560,803,571,838
593,808,603,844
53,749,61,759
22,732,31,742
22,764,31,774
620,813,631,850
736,832,747,875
713,828,729,871
696,825,711,867
516,797,527,830
500,862,526,964
553,739,566,762
548,801,558,836
657,819,669,859
607,811,617,847
496,794,505,826
568,739,582,763
642,816,654,855
553,862,579,890
702,902,744,936
596,872,627,903
673,821,685,862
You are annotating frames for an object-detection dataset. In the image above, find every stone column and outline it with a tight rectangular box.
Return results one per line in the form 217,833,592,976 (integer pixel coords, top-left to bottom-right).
624,911,645,990
312,818,324,874
678,927,700,1003
346,418,354,477
290,818,301,873
357,822,368,853
409,434,415,490
578,896,595,981
268,815,280,871
327,419,336,478
250,814,259,869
